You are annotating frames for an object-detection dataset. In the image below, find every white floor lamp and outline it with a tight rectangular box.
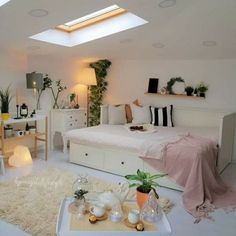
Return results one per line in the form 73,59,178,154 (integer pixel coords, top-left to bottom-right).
78,68,97,126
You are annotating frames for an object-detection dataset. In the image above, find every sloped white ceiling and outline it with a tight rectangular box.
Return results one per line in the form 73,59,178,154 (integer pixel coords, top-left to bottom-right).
0,0,236,60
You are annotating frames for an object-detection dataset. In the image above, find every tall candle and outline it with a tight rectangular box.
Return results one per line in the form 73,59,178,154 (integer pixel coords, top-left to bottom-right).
16,89,19,105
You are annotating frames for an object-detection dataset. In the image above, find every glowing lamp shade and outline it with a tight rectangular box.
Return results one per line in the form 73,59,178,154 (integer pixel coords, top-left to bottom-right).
8,145,33,167
79,68,97,86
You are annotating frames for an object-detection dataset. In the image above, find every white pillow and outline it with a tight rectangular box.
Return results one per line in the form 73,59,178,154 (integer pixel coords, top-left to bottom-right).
130,104,151,124
108,105,127,125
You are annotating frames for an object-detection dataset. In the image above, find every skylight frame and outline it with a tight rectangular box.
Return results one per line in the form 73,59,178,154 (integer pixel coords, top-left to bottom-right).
56,5,127,33
0,0,11,7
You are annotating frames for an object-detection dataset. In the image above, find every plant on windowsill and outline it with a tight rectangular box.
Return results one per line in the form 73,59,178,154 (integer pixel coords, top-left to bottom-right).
125,169,166,208
0,85,13,121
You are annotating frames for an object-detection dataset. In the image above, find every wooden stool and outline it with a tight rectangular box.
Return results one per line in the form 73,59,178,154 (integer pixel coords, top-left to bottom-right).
0,155,5,175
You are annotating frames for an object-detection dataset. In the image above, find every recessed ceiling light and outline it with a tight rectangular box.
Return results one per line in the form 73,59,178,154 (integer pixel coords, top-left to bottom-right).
152,42,165,48
0,0,10,7
120,38,132,44
159,0,176,8
202,41,217,47
29,9,49,17
27,46,40,51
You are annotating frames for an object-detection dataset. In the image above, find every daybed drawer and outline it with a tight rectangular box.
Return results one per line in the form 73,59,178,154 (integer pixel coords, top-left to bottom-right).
104,151,143,176
70,143,104,169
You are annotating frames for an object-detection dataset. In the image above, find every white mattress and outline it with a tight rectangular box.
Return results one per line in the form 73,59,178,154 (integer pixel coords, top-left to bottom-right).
66,124,219,154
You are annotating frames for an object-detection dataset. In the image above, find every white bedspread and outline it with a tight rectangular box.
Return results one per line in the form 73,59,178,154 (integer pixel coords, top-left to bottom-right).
66,124,219,159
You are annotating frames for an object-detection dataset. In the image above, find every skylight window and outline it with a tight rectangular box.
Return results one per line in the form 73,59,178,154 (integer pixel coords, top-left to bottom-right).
30,5,148,47
0,0,11,7
56,5,127,33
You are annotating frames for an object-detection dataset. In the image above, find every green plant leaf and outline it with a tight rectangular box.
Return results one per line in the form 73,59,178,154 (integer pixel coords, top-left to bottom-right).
137,169,147,179
129,183,140,188
125,175,142,181
149,174,167,180
152,187,159,199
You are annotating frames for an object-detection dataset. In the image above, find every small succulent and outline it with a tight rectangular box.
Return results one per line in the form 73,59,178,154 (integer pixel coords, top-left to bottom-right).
74,189,88,200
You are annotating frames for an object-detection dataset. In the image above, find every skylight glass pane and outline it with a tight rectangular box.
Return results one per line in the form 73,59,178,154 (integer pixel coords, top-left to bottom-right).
0,0,10,7
64,4,120,27
30,12,148,47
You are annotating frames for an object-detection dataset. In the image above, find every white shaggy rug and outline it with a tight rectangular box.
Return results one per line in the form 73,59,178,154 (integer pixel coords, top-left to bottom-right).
0,168,173,236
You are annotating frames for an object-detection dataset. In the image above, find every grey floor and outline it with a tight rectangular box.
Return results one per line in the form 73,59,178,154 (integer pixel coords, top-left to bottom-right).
0,150,236,236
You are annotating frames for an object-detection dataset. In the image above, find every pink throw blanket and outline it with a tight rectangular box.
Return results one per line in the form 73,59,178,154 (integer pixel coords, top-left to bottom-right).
141,134,236,222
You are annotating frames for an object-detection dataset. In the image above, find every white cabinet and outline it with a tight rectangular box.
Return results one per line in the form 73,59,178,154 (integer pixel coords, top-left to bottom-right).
51,109,87,152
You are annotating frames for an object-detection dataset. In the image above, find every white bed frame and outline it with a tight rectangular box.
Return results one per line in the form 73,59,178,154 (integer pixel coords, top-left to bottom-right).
69,105,235,191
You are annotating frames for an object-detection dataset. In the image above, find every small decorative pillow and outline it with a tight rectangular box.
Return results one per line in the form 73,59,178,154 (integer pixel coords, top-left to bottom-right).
108,105,127,125
131,104,151,124
125,99,142,123
150,105,174,127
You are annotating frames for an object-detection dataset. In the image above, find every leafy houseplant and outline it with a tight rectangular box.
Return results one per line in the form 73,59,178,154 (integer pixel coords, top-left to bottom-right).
89,59,112,126
125,169,166,208
0,85,13,120
185,86,194,96
36,74,67,109
196,82,208,97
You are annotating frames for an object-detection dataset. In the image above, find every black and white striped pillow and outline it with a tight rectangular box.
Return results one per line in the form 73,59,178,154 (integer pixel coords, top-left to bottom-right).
150,105,174,127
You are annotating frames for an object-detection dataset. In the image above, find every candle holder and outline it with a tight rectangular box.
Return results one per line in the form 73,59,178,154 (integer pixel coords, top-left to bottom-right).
14,105,22,119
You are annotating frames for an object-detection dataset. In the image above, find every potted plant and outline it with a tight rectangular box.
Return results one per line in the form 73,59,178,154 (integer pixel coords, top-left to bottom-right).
0,85,12,120
125,169,166,208
196,82,208,97
185,86,194,96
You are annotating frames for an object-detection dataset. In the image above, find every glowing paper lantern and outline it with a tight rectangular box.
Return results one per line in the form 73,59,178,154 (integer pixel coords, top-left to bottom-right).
8,145,32,167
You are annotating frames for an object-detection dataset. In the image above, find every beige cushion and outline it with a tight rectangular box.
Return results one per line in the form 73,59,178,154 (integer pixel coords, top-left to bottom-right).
108,105,127,125
130,104,151,124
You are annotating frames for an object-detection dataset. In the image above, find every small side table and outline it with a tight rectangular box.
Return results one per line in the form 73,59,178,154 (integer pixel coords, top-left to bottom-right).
0,155,5,175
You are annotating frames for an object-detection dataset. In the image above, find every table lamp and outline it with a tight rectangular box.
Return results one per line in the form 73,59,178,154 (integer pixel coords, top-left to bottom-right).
78,68,97,126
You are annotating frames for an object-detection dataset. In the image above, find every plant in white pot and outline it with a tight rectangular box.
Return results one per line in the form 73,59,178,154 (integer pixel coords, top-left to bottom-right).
0,85,12,120
125,169,166,208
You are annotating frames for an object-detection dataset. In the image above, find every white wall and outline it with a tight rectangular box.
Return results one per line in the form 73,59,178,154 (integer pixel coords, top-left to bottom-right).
2,53,236,161
27,55,87,111
104,59,236,161
0,50,33,113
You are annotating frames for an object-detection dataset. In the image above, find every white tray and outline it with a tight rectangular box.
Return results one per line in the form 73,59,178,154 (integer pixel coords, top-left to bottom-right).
56,198,172,236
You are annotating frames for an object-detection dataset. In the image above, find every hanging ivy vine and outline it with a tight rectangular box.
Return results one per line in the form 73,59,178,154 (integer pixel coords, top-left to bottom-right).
89,59,112,126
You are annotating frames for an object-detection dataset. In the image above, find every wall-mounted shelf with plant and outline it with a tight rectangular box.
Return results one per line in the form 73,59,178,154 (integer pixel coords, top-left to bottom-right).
145,77,208,99
144,92,205,99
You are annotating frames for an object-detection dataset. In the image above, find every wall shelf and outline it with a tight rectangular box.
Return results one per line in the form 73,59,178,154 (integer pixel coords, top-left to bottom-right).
144,92,205,99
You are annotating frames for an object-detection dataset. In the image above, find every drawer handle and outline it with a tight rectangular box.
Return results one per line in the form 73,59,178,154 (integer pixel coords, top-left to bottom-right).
85,153,88,156
75,119,78,122
70,124,72,126
121,161,124,165
70,116,72,118
85,113,87,116
84,122,87,125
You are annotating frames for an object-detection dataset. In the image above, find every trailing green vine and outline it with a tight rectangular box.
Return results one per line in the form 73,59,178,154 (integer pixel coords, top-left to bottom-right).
89,59,112,126
166,77,185,94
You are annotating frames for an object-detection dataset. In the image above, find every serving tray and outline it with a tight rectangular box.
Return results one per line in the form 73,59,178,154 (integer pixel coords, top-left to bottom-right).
56,197,172,236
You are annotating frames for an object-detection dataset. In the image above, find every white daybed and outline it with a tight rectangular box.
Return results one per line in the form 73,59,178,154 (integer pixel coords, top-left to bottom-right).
67,105,235,191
